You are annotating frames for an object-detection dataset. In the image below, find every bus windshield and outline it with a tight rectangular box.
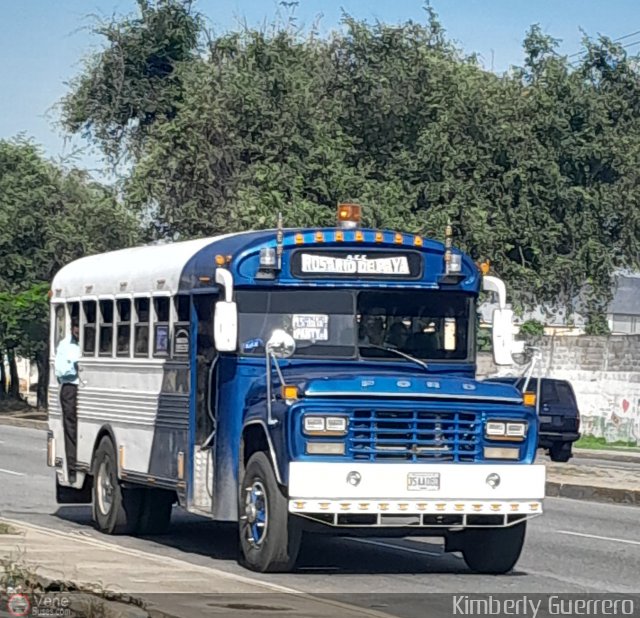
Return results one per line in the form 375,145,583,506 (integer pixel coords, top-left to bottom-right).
236,289,473,361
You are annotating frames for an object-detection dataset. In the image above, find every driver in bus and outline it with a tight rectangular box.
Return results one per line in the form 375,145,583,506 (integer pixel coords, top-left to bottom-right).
359,311,385,346
54,317,81,483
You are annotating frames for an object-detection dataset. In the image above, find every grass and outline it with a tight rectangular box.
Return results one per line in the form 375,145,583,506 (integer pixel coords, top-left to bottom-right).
575,435,640,452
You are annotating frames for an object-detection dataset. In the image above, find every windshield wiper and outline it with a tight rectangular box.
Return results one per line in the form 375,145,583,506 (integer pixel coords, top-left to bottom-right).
360,343,429,372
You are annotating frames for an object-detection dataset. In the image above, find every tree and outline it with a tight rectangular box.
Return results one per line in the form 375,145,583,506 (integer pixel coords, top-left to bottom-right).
62,0,202,163
61,3,640,321
0,138,140,406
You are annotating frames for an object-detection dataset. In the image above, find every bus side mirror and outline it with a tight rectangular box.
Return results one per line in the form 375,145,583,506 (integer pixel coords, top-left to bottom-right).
213,268,237,352
492,308,514,365
266,329,296,359
214,301,237,352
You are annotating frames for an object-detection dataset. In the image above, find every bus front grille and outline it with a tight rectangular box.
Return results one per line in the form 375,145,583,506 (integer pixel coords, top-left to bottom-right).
348,409,481,462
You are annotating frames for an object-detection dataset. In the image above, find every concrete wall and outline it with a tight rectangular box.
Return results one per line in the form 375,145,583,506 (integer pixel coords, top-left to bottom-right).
478,335,640,445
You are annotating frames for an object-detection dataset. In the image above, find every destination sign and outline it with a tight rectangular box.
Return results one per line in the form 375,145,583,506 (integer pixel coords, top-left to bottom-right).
291,250,422,279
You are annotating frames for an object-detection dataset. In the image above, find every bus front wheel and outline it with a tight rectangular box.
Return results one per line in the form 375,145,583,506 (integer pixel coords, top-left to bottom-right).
238,452,301,572
92,437,143,535
457,521,527,574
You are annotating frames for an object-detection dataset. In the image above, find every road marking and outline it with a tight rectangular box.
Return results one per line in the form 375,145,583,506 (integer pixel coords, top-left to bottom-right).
557,530,640,547
0,518,396,618
0,468,24,477
348,537,442,557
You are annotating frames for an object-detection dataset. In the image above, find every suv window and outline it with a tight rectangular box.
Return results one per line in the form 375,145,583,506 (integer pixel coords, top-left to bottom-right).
541,380,575,406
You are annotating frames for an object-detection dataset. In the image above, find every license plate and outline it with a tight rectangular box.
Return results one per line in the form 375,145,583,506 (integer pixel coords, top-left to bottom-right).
407,472,440,491
539,415,552,423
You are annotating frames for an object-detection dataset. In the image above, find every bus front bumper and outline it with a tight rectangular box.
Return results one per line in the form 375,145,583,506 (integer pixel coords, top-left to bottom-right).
288,462,545,526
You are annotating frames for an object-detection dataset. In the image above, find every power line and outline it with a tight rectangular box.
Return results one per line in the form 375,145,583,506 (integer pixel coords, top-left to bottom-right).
567,28,640,59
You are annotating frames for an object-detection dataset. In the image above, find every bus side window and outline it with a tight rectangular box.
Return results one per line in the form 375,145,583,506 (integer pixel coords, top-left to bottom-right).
83,301,97,356
54,305,66,348
173,295,191,358
154,297,170,357
134,298,150,357
99,300,114,356
116,299,131,357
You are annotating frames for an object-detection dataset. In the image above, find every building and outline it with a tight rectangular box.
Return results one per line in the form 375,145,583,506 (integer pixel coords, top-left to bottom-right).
608,275,640,334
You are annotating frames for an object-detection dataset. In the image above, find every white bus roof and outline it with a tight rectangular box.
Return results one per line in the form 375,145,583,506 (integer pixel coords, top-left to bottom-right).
51,234,236,299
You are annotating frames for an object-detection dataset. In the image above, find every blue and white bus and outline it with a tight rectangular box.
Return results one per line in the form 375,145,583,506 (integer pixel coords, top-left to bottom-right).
48,205,544,573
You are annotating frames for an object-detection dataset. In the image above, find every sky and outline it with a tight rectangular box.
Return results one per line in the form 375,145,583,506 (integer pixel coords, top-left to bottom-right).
1,0,639,178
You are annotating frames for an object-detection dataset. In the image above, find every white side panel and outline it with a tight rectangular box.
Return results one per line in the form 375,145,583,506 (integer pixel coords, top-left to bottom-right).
288,463,545,501
49,358,188,478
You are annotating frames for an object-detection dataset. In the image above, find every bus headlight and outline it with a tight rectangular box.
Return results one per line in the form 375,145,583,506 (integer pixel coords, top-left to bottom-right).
303,415,348,436
485,420,527,441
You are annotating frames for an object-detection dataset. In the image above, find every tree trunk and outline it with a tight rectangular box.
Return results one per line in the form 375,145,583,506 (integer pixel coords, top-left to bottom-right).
0,348,6,398
35,348,48,409
8,349,20,398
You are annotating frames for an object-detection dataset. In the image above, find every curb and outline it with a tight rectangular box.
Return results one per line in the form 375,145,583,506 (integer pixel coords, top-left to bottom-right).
573,448,640,464
0,416,47,430
546,481,640,506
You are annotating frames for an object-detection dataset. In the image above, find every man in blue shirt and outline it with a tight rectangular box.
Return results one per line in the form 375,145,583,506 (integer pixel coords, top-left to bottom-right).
55,318,80,482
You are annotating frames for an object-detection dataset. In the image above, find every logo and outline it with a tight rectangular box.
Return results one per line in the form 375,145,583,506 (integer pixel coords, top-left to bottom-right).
301,253,410,275
397,380,411,388
361,379,375,388
462,383,476,391
426,381,440,389
7,593,30,617
346,471,362,486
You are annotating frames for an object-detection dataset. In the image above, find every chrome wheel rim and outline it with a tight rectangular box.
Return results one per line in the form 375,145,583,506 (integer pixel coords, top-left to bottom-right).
97,460,114,516
243,481,268,546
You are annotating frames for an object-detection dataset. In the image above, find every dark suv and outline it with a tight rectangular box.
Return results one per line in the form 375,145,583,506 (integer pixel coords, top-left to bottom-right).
487,377,581,462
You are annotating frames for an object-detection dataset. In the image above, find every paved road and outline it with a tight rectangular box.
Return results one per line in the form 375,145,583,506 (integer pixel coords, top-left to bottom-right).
1,424,639,613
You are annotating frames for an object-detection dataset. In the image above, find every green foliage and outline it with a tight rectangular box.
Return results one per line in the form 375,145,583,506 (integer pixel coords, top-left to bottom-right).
62,0,202,161
519,319,545,338
61,2,640,322
584,313,611,336
0,138,140,404
476,328,492,353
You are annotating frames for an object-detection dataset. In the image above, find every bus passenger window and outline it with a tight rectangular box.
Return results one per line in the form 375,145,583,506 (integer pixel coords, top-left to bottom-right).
82,301,97,356
116,299,131,357
173,295,191,358
134,298,150,357
154,297,170,356
99,300,114,356
54,305,66,348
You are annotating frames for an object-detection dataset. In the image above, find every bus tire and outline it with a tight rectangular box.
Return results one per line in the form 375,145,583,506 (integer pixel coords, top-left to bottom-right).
460,521,527,574
238,452,301,573
136,489,174,535
92,437,143,535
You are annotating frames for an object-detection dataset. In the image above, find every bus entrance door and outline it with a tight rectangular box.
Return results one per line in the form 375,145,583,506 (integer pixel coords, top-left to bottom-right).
191,297,217,513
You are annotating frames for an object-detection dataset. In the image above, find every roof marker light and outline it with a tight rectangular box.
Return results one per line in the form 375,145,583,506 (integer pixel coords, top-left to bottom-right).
256,247,278,280
394,233,403,244
414,235,423,247
295,233,304,244
355,230,364,242
335,230,344,242
447,253,462,274
315,231,324,242
337,203,362,228
375,231,383,242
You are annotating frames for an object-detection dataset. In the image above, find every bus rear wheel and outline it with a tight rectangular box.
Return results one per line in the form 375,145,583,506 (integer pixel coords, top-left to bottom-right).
92,437,143,535
459,522,527,574
238,452,301,572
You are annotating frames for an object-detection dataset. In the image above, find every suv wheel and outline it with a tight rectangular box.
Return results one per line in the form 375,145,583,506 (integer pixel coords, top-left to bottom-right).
550,442,572,462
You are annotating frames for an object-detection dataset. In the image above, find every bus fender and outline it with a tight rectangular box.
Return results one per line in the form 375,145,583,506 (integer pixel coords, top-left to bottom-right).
239,420,286,486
